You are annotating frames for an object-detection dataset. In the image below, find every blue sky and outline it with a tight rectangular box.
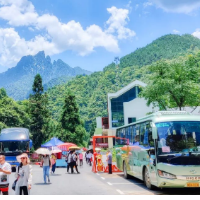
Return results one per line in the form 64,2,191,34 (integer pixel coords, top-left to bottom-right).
0,0,200,73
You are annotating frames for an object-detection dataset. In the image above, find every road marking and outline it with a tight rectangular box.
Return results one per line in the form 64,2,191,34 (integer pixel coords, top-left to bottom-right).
116,189,124,195
107,182,112,185
96,173,100,175
101,177,105,180
112,183,143,185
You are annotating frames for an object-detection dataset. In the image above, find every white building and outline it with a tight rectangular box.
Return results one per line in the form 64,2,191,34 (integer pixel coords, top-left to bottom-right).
93,79,200,148
107,80,157,130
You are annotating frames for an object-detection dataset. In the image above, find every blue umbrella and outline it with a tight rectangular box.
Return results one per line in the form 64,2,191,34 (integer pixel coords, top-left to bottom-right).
41,137,64,148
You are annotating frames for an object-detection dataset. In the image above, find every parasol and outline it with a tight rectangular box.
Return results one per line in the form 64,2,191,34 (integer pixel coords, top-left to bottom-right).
69,146,81,151
51,146,62,154
35,148,51,155
58,143,77,151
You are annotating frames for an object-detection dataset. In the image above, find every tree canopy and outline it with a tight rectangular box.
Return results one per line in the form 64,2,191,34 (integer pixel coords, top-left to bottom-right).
140,53,200,110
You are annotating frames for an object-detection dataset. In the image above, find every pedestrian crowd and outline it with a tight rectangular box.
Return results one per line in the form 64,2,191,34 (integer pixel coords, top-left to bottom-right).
0,148,112,195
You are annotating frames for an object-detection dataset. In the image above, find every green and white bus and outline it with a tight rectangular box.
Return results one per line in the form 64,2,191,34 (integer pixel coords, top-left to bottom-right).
115,111,200,189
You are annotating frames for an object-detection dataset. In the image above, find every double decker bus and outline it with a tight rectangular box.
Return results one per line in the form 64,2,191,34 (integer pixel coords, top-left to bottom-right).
0,128,32,172
115,111,200,189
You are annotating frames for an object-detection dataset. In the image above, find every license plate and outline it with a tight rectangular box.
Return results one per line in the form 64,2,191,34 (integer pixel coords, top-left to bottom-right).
11,165,16,167
187,183,199,187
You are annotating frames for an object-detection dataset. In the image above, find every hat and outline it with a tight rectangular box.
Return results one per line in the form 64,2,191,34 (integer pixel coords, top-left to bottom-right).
16,153,30,164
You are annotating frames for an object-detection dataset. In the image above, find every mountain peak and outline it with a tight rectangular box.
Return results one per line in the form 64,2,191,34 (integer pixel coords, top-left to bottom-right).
34,51,45,60
0,51,91,100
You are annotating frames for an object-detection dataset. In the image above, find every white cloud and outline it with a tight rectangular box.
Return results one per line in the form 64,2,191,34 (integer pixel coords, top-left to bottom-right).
0,0,38,26
173,29,180,34
149,0,200,14
192,29,200,39
0,0,136,69
0,28,58,67
143,2,153,8
106,6,136,39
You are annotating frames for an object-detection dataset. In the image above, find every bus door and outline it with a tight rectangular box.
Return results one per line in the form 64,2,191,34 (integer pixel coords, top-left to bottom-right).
139,122,157,185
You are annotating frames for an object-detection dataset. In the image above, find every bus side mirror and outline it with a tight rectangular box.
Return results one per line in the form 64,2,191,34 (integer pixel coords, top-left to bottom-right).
152,127,158,139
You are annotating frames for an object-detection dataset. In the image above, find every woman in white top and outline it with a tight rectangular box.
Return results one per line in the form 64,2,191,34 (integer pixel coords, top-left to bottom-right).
15,153,32,195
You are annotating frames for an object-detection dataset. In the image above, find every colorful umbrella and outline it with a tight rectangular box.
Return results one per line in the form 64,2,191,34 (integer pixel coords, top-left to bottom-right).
69,146,80,150
35,148,51,155
58,143,77,151
50,146,62,154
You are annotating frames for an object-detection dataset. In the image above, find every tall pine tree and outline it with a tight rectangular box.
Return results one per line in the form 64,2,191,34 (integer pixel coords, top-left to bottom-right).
60,90,86,145
29,74,49,148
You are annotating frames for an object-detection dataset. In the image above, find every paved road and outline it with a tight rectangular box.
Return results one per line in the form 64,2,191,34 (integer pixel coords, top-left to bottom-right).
8,160,200,195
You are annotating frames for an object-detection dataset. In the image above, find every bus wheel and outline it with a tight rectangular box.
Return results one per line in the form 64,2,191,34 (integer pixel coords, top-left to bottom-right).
123,162,130,179
144,167,154,190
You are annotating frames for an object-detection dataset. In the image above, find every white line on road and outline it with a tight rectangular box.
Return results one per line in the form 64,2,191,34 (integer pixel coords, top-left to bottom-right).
107,182,112,185
101,177,105,180
116,189,124,195
96,173,100,175
112,183,143,185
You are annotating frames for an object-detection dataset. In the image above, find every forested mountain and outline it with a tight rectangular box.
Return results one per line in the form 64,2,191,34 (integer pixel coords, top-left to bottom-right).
0,51,91,100
47,34,200,129
104,34,200,71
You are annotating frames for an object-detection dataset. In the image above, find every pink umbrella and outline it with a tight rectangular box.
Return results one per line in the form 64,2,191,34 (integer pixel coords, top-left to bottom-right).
57,143,77,151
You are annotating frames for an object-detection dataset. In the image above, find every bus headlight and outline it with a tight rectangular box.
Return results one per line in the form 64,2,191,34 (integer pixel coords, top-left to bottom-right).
158,170,176,179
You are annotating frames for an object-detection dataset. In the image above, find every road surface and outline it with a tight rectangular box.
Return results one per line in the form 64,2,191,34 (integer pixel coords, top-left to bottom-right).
7,160,200,195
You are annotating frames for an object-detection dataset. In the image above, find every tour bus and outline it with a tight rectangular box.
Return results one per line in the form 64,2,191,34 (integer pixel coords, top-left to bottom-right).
115,111,200,189
0,128,32,172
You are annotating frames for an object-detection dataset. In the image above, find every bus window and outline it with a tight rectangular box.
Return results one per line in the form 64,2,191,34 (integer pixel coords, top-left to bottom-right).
147,123,154,147
143,122,153,147
139,123,145,145
126,127,131,145
116,129,120,145
134,125,140,144
132,125,136,144
128,126,132,144
119,128,126,145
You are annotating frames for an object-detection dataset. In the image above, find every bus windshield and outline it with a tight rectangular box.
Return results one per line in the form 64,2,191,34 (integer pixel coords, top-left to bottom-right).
1,141,29,153
156,121,200,155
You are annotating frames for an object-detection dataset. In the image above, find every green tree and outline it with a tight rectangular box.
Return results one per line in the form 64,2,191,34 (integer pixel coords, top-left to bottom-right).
29,74,50,149
140,55,200,110
0,92,30,131
0,88,7,99
60,90,86,145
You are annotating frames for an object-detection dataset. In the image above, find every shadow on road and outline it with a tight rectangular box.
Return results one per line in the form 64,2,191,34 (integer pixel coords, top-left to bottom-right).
34,183,52,185
117,174,200,195
50,174,61,176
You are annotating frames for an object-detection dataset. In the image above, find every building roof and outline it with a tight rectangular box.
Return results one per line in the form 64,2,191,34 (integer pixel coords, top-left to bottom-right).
107,80,147,99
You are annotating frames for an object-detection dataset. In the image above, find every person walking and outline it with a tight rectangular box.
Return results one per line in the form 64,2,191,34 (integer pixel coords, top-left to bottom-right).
79,152,83,166
41,154,51,184
106,150,112,174
85,152,88,163
67,151,74,173
50,154,57,174
72,152,80,174
0,155,11,195
87,151,93,166
15,153,32,195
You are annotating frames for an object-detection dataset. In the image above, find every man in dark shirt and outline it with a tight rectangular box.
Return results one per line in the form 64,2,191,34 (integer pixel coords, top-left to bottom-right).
106,150,112,174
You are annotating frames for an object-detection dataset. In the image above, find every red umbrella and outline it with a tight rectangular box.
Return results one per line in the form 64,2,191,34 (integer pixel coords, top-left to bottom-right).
57,143,77,151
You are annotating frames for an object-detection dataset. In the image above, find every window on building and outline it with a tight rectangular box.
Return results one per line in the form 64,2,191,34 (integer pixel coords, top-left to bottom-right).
111,86,140,128
128,118,136,124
